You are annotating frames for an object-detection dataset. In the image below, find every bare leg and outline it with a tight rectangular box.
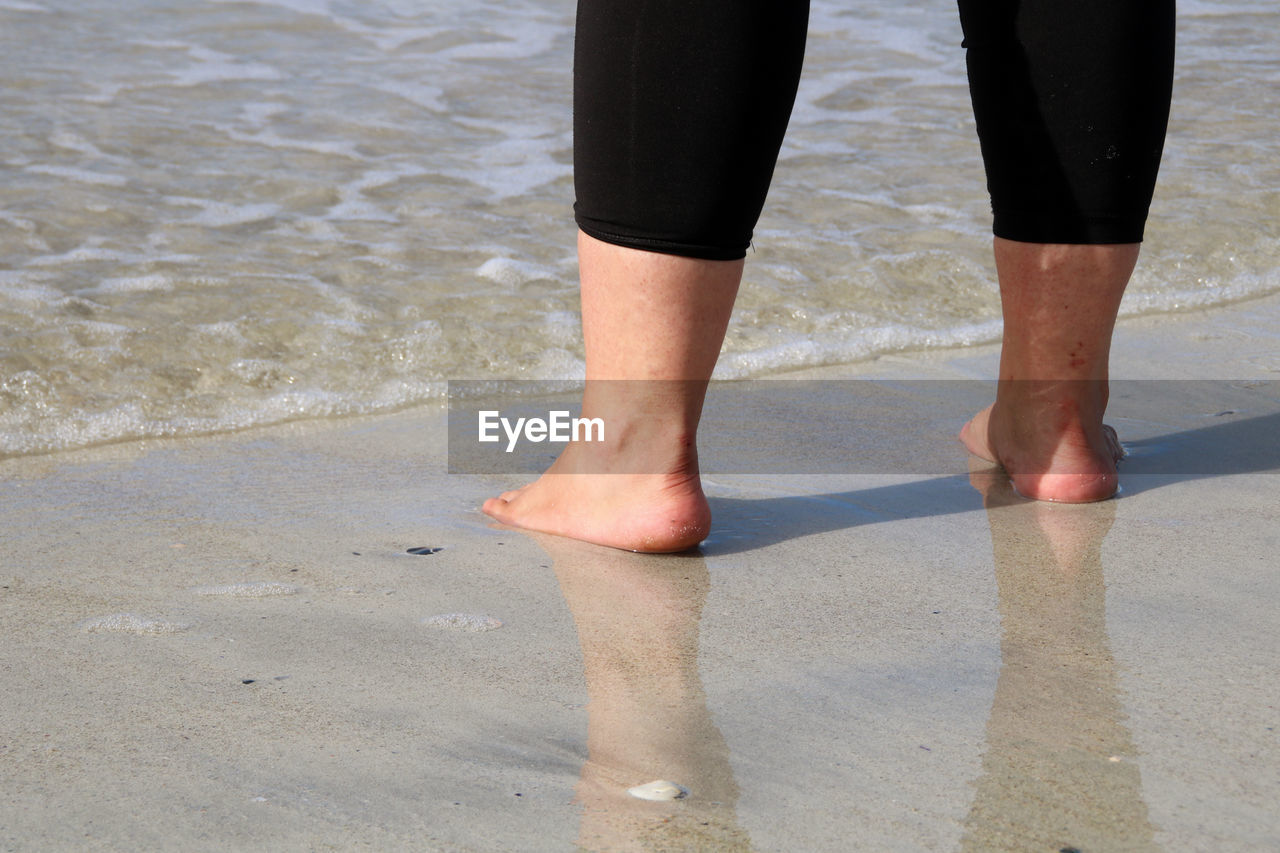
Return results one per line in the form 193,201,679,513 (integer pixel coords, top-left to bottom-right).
482,232,742,552
960,238,1137,503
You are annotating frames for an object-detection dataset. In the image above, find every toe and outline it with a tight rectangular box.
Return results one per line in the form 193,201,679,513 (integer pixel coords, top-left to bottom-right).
1102,423,1126,462
499,486,528,502
959,406,998,464
481,496,510,520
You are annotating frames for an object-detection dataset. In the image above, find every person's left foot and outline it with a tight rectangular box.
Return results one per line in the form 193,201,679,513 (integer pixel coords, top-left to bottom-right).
482,436,710,553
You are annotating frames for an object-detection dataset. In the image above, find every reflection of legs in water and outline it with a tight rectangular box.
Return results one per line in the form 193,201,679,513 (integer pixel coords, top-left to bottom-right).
528,533,750,851
961,461,1157,852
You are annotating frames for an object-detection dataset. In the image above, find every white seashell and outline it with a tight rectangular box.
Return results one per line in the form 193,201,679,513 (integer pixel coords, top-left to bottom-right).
626,780,689,802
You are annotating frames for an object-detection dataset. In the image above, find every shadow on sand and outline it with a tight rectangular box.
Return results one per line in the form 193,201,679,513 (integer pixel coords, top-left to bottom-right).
705,408,1280,555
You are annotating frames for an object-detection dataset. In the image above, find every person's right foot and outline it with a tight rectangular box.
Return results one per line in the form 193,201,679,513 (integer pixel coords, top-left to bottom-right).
959,389,1126,503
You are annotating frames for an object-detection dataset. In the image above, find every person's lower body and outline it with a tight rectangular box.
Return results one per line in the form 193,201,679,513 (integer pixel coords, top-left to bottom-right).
484,0,809,551
954,0,1175,501
483,0,1175,549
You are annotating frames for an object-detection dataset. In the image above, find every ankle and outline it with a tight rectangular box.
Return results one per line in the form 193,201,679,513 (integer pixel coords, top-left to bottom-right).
552,417,700,478
993,379,1109,426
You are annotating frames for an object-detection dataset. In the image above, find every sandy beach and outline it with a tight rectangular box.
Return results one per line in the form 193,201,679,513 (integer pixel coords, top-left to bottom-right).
2,293,1278,852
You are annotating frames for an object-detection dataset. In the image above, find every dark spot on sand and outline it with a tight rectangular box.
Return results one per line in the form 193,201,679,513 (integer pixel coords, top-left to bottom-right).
352,551,361,556
1215,410,1236,416
514,792,522,797
1061,848,1082,853
242,679,255,685
407,547,444,555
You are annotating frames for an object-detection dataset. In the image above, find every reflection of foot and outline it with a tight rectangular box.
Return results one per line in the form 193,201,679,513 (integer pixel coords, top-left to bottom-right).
961,457,1148,852
482,444,710,553
965,456,1117,572
524,535,748,849
960,389,1125,503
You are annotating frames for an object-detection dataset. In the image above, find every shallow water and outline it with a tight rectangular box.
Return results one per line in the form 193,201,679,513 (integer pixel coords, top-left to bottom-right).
1,0,1277,457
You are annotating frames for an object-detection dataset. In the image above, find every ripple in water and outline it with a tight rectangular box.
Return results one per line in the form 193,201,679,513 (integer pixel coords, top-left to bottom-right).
1,0,1277,458
79,613,191,634
191,582,300,597
422,613,503,632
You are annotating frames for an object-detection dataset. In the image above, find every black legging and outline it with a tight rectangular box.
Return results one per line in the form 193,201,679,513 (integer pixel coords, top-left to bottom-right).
573,0,1175,261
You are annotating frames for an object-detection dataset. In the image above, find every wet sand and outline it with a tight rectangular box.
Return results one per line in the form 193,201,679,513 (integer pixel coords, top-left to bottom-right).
2,294,1279,851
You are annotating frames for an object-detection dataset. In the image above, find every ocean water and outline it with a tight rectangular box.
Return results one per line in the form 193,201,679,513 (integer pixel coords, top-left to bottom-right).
1,0,1277,457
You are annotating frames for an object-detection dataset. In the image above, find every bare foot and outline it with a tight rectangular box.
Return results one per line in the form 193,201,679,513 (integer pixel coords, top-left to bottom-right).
482,439,711,553
959,387,1126,503
485,236,740,552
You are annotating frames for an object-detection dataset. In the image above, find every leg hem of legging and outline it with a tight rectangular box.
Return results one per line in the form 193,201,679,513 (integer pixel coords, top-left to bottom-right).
992,210,1148,244
576,220,748,261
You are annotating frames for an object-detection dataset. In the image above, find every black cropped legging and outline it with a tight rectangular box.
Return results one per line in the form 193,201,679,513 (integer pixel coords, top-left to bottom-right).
573,0,1175,261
